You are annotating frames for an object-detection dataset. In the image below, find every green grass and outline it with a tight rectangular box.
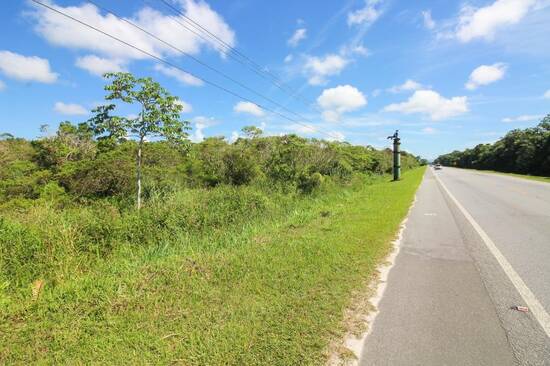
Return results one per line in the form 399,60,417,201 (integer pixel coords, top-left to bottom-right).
468,169,550,183
0,168,425,365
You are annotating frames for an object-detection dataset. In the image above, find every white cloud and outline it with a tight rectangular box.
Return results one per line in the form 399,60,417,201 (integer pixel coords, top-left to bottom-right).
175,100,192,113
190,116,217,142
422,10,436,30
284,54,293,63
340,43,370,57
180,0,236,55
284,123,317,135
544,89,550,99
282,123,344,141
304,54,349,85
154,64,203,86
465,63,506,90
0,50,58,83
288,28,307,47
317,85,367,122
191,125,205,143
502,114,543,122
0,80,5,91
348,0,383,26
455,0,537,42
371,89,381,97
351,44,370,56
422,127,437,134
75,55,126,76
29,0,235,62
384,90,468,120
229,131,240,143
388,79,424,93
327,131,345,142
54,102,88,115
234,101,265,117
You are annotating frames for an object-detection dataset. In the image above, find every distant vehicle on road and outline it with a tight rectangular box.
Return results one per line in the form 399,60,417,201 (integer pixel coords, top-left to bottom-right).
434,164,442,170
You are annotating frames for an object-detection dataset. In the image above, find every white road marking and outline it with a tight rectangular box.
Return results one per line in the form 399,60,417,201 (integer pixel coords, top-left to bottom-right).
435,174,550,339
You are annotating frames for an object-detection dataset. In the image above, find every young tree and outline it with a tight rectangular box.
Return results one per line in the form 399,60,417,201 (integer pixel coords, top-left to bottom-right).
241,125,263,139
89,72,190,209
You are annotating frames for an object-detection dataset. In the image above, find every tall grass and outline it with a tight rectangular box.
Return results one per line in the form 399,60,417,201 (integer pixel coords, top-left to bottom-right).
0,183,299,297
0,169,425,364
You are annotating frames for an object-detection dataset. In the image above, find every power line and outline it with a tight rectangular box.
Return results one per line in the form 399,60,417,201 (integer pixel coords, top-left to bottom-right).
156,0,280,80
84,0,336,139
152,0,317,108
141,0,286,90
86,0,319,129
30,0,341,140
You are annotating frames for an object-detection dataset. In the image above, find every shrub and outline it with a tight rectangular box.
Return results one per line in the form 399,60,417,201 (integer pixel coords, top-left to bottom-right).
223,148,258,185
58,147,134,197
39,181,69,204
297,172,324,194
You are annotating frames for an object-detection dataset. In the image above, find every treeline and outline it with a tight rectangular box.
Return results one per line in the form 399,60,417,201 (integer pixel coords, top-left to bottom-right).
435,115,550,176
0,124,420,207
1,72,421,209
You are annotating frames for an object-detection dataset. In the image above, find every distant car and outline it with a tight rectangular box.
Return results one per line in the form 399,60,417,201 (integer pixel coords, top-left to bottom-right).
434,164,442,170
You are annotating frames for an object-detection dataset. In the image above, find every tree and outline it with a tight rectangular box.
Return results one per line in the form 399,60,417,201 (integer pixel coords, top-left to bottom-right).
241,125,263,139
89,72,190,209
33,121,96,171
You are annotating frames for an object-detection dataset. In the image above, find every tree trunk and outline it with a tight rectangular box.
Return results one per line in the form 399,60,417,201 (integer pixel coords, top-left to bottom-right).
137,136,143,210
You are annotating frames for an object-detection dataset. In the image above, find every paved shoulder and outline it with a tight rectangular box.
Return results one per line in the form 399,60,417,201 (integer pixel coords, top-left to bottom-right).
360,168,516,366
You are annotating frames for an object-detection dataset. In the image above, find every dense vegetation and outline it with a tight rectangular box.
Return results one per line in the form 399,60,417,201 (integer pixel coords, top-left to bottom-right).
435,115,550,176
0,124,420,291
0,126,420,205
0,73,423,364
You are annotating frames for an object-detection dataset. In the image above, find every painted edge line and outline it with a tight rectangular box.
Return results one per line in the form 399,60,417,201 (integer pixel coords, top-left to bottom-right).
434,173,550,339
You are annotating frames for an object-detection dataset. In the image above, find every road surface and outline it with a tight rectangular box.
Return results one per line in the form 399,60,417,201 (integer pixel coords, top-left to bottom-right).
359,167,550,365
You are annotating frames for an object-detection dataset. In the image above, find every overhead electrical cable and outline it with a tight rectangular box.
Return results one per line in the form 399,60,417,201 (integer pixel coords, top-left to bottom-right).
30,0,342,140
152,0,318,108
86,0,317,126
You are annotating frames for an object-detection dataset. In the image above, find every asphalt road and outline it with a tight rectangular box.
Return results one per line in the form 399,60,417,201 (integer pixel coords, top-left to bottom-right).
359,167,550,365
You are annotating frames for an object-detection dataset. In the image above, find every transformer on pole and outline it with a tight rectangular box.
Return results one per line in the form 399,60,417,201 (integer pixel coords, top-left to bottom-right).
387,130,401,181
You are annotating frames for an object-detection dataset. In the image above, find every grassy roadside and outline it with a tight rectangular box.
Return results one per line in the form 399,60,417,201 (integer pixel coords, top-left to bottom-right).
462,168,550,183
1,167,425,365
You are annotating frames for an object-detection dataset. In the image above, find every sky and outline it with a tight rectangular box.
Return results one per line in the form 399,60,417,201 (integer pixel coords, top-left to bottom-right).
1,0,550,159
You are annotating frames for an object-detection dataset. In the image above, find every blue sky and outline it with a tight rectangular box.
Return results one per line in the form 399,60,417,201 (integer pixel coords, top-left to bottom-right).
1,0,549,159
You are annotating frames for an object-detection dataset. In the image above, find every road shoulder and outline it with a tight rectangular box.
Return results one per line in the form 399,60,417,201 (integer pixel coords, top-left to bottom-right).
359,168,516,366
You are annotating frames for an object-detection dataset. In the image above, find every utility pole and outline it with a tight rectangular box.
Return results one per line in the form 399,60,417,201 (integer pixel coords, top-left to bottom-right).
387,130,401,181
